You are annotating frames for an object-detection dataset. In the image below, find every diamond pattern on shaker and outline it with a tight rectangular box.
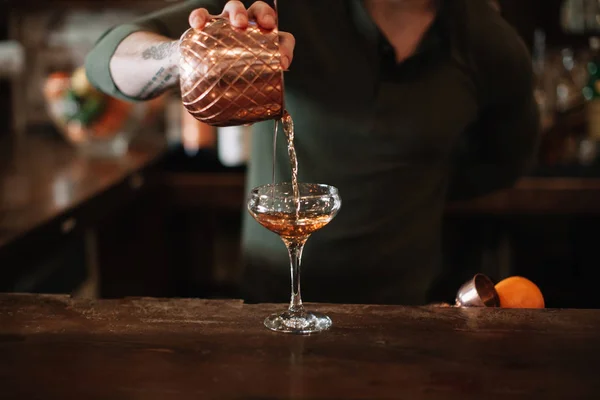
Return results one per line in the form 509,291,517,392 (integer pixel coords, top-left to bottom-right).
179,18,283,127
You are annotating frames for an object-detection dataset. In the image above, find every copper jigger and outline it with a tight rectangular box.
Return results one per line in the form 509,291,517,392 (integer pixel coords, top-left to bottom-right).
455,273,500,307
179,18,284,127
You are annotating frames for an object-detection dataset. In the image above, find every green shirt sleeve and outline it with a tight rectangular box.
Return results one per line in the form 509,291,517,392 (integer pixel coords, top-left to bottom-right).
85,0,224,102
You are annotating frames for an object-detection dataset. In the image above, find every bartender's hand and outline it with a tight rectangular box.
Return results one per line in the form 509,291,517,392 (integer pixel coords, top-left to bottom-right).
188,1,295,70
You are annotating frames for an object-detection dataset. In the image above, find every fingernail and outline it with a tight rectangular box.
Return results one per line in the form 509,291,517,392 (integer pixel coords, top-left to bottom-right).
263,14,275,26
281,56,290,70
192,17,202,28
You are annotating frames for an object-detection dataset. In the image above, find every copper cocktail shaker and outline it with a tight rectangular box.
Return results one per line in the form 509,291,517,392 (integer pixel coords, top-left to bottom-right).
179,18,284,127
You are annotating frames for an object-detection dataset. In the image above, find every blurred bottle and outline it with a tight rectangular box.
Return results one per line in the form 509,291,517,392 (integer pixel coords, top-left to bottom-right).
584,37,600,141
0,41,24,78
584,0,600,32
165,93,217,155
561,0,586,34
181,107,216,157
555,48,585,113
0,41,25,136
217,125,252,167
164,96,252,172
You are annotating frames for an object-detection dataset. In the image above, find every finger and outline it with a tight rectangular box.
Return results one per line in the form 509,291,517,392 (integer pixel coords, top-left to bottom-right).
189,8,210,29
247,1,276,29
222,1,248,28
278,32,295,70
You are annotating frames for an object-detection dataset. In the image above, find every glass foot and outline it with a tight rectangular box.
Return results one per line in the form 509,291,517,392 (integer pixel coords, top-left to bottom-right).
264,310,332,334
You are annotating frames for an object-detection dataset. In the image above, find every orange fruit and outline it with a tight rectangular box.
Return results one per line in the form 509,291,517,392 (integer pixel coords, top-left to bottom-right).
495,276,545,309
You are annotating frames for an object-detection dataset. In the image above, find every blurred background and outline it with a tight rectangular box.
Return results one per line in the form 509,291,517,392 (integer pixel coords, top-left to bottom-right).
2,0,600,308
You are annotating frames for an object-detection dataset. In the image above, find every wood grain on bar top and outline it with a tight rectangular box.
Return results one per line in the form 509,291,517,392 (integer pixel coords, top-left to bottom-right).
1,293,599,399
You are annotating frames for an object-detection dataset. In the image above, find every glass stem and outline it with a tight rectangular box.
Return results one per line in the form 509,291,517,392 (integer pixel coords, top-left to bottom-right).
285,238,308,314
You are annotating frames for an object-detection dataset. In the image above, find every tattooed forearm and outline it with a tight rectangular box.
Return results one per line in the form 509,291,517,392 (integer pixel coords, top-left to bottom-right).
137,65,179,99
142,41,180,61
109,32,180,99
147,66,178,98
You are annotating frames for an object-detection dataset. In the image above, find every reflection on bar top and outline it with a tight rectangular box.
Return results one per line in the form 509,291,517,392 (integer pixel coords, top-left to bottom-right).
0,133,167,248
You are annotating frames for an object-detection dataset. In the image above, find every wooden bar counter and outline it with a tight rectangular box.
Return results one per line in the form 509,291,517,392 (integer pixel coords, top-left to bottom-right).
0,134,167,252
2,293,600,399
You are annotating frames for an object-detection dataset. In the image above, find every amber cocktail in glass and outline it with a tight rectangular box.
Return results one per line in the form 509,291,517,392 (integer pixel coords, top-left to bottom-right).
247,182,341,334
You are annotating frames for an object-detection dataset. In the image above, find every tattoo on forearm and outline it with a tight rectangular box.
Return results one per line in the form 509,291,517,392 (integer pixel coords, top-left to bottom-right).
137,65,179,99
142,42,179,61
147,67,176,98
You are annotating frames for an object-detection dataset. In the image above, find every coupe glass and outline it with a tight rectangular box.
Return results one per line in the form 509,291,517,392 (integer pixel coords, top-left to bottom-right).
247,182,342,334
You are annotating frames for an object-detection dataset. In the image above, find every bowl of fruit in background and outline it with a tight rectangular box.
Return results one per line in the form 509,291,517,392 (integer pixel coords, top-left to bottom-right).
43,67,162,157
